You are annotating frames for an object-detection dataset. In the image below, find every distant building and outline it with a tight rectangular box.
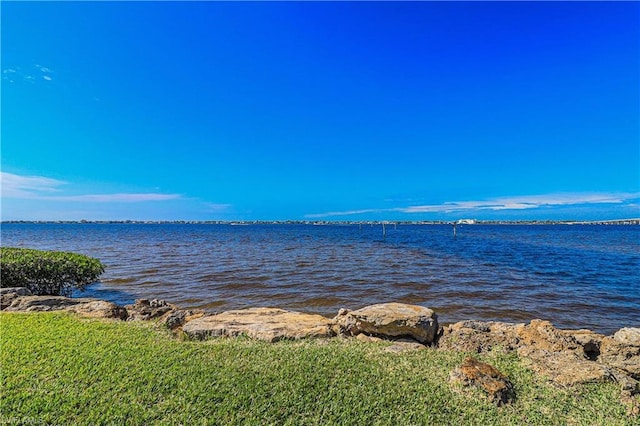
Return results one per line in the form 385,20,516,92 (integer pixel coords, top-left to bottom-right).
456,219,477,225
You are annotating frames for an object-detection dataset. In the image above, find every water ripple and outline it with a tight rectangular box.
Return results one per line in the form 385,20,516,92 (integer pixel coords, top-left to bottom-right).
1,223,639,334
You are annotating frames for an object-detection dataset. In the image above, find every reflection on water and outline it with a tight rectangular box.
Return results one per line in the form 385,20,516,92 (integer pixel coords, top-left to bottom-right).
2,223,639,334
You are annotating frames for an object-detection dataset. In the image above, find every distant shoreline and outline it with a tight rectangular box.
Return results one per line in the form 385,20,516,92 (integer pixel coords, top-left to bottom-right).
2,219,639,225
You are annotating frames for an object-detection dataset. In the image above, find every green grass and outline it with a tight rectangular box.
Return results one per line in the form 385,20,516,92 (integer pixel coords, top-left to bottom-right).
0,313,632,425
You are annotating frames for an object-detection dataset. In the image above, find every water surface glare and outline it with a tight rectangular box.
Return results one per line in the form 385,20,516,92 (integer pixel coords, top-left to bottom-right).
2,223,638,334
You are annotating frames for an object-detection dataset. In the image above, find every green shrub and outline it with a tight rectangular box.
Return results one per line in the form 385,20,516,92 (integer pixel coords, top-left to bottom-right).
0,247,104,296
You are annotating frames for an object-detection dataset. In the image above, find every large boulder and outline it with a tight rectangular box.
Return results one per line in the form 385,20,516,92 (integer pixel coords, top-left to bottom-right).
599,328,640,379
0,287,32,310
65,300,128,320
449,357,515,406
333,303,438,344
5,295,98,312
182,308,335,342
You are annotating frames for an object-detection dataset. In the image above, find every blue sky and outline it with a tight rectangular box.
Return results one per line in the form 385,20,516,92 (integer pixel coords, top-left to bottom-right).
2,1,638,221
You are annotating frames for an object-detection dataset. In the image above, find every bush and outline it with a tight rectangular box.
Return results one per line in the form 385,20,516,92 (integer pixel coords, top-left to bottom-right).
0,247,104,296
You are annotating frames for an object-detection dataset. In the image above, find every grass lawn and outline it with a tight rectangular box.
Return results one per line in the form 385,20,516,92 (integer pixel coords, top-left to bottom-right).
0,312,632,425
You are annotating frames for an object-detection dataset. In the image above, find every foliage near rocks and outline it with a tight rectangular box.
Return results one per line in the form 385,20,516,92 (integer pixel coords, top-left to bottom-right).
0,248,104,296
0,312,632,425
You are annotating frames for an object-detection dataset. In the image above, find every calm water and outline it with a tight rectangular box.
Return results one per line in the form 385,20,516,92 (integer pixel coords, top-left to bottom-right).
1,223,639,334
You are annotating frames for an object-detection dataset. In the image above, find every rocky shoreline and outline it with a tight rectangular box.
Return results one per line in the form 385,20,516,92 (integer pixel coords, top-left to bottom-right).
1,287,638,414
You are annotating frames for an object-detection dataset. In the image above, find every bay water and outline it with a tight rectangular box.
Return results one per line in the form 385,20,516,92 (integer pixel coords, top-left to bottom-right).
2,223,638,334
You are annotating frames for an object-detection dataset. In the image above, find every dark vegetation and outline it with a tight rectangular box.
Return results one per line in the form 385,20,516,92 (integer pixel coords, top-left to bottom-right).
0,247,104,296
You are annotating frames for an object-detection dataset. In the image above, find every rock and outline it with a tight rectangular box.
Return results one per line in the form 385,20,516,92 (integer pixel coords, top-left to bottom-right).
599,332,640,379
333,303,438,344
518,347,615,386
438,319,631,388
449,357,515,406
353,328,425,353
438,321,522,353
384,338,426,354
126,299,176,321
438,319,602,360
65,300,128,320
182,308,335,342
613,328,640,346
611,368,640,395
560,329,604,360
160,309,205,330
0,287,32,309
515,319,582,353
5,295,99,312
355,334,383,343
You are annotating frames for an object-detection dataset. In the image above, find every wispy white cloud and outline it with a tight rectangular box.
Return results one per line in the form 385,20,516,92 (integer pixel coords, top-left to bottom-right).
203,202,232,212
46,193,181,203
305,209,381,219
2,63,54,84
401,193,640,214
305,192,640,218
1,172,180,203
1,172,66,198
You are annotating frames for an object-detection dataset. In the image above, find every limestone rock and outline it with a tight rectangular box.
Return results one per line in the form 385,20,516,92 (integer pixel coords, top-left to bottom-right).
438,321,522,353
5,295,99,312
560,329,604,360
515,319,581,353
518,347,615,386
613,328,640,346
126,299,176,321
599,332,640,379
449,357,515,406
0,287,32,310
611,368,640,395
355,333,383,343
182,307,335,342
65,300,128,320
384,338,426,354
438,319,602,361
333,303,438,344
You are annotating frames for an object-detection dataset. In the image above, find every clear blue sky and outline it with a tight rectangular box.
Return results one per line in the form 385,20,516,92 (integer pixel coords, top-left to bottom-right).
2,1,639,221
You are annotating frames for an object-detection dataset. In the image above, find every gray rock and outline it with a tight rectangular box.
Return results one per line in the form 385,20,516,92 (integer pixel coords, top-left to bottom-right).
0,287,32,296
5,295,98,312
600,334,640,379
0,287,32,310
333,302,438,344
161,309,205,330
126,299,176,321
